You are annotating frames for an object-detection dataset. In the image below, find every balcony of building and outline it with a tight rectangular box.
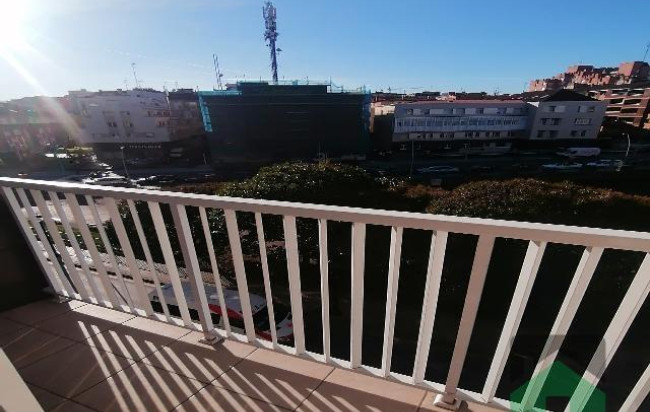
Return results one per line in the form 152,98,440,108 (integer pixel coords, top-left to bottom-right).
1,177,650,411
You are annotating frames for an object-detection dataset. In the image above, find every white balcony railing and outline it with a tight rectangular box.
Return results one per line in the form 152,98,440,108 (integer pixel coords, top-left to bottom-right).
1,177,650,411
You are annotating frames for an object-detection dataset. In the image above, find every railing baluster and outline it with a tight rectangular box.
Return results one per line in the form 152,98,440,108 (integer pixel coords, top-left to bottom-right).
30,189,92,301
413,231,448,384
48,191,104,304
199,207,231,335
350,222,366,368
2,187,69,297
171,204,215,339
127,199,171,321
224,209,256,342
568,253,650,411
319,218,331,362
519,246,603,411
104,197,154,316
283,215,306,354
148,201,193,326
482,240,547,401
86,195,135,310
381,226,404,377
65,193,120,308
435,235,495,409
620,363,650,412
255,212,277,346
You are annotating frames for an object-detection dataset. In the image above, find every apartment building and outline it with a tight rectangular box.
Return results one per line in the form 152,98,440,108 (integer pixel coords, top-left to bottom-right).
529,61,650,92
66,89,173,159
393,90,606,147
584,82,650,129
393,101,529,144
525,90,607,140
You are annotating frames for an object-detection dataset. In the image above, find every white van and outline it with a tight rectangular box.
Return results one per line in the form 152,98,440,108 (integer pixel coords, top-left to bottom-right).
149,282,294,343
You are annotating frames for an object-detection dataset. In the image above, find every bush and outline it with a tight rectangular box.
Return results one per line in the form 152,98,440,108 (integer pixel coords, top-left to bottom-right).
428,178,650,231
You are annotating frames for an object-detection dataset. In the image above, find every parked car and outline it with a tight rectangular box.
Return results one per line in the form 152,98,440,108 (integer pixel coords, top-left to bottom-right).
542,162,583,170
149,283,293,343
585,159,623,169
416,165,460,174
134,175,178,185
82,174,131,186
557,147,601,158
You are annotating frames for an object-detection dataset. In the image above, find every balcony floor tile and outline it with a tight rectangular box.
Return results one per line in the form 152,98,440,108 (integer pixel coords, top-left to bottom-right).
27,384,67,411
18,342,135,398
0,317,26,336
1,327,76,368
211,348,334,410
86,316,192,361
175,384,291,412
72,362,206,412
34,304,135,342
1,299,87,325
296,368,426,412
141,331,257,383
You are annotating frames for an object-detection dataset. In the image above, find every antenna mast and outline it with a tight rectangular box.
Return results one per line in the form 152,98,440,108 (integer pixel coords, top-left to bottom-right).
263,2,279,84
131,63,141,89
213,54,224,90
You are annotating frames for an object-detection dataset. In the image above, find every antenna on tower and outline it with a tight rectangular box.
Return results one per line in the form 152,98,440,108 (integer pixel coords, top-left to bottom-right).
131,63,141,89
213,54,224,90
263,1,279,84
643,42,650,63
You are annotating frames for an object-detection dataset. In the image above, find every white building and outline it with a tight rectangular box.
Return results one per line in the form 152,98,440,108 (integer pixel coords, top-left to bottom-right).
66,89,173,159
525,89,608,140
393,100,529,142
392,90,607,146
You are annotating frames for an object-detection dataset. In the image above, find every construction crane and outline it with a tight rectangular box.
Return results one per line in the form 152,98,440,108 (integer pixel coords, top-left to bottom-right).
212,54,224,90
263,1,280,84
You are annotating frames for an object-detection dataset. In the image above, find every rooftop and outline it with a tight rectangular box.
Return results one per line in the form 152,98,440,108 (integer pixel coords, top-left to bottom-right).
1,299,497,412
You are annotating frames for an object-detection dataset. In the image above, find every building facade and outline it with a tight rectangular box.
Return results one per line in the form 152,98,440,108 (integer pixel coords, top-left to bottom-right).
529,61,650,92
525,90,607,140
393,101,529,144
199,82,370,163
584,83,650,129
66,89,173,159
392,90,607,146
0,97,70,162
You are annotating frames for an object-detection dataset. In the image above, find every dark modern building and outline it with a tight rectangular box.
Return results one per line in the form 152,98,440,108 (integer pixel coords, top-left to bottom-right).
198,82,370,163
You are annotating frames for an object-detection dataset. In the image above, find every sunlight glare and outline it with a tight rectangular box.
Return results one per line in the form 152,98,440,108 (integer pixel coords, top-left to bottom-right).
0,0,31,52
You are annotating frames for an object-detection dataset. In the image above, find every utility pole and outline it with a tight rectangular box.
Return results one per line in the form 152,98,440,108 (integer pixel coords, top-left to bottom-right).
131,63,141,89
263,2,280,83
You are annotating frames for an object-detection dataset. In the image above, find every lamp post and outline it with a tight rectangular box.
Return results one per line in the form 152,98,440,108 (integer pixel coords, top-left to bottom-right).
120,146,129,179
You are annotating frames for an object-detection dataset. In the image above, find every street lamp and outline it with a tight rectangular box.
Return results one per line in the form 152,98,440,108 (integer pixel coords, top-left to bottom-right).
120,146,129,179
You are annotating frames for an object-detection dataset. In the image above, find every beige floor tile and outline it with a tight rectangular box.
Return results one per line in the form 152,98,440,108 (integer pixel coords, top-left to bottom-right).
418,392,503,412
51,400,97,412
2,327,75,368
73,362,205,412
296,369,426,412
35,304,134,342
0,317,26,336
176,384,291,412
86,317,191,361
19,343,134,398
27,384,67,411
213,348,333,410
2,299,87,325
142,331,257,383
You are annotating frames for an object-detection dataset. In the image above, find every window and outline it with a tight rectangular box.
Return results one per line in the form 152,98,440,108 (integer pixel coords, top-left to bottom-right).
465,132,473,138
406,109,413,115
574,118,592,125
570,130,578,137
549,131,558,138
454,108,465,115
579,105,597,113
580,130,587,137
537,130,545,138
476,108,484,114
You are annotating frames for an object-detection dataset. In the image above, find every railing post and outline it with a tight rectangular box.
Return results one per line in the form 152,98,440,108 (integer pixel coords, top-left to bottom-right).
171,204,216,342
350,222,366,368
283,215,306,354
381,226,404,377
255,212,278,346
319,218,331,362
435,235,495,410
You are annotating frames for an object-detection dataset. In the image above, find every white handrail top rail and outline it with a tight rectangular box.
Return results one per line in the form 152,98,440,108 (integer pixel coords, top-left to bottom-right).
2,177,650,252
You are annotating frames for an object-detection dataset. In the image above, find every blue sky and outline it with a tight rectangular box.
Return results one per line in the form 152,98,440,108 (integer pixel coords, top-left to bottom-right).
0,0,648,100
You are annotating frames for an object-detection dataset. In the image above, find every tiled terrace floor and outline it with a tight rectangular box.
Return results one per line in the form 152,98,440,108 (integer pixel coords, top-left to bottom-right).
1,299,501,412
